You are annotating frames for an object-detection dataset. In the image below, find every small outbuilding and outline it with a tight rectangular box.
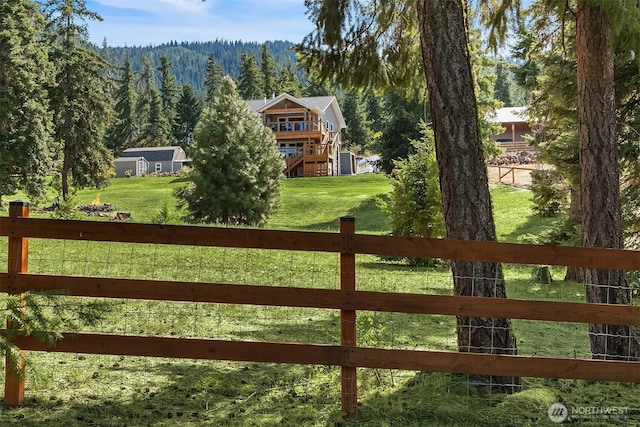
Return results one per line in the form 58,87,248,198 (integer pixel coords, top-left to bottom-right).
340,152,357,175
114,146,190,177
487,107,535,151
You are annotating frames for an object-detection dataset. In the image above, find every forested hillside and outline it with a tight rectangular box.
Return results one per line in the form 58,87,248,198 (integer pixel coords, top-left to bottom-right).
101,40,298,94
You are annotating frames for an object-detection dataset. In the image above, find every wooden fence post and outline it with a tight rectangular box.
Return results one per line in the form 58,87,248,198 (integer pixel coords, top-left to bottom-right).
4,200,29,407
340,216,357,419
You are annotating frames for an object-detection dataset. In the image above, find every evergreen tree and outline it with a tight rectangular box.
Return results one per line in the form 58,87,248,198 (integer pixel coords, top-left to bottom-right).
576,0,639,360
44,0,113,200
276,64,303,97
158,54,179,141
303,70,332,97
493,61,512,106
502,0,640,359
0,0,54,204
178,76,284,225
364,90,384,135
340,90,372,153
511,23,539,104
384,123,444,241
135,56,172,147
261,42,278,98
175,84,202,146
135,56,153,143
139,83,173,147
105,54,137,154
204,53,224,103
374,90,426,174
237,53,263,99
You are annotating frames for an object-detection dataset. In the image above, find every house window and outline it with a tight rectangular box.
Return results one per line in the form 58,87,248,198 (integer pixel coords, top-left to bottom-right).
155,163,162,173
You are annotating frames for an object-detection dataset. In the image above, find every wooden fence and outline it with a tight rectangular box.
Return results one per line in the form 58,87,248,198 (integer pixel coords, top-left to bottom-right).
495,165,539,184
1,200,639,419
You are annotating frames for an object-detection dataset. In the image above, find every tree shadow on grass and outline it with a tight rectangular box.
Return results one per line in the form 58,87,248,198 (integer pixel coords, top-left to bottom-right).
169,176,192,185
356,371,640,426
500,211,559,244
298,196,390,233
2,359,345,426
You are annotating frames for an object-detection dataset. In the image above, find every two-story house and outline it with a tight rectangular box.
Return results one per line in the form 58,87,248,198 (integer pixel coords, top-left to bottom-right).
247,93,346,177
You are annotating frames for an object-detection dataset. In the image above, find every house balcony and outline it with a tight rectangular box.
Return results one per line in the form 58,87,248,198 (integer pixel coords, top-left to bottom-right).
264,118,334,142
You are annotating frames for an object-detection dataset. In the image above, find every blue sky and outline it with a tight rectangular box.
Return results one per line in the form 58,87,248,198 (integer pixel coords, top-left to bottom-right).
85,0,314,47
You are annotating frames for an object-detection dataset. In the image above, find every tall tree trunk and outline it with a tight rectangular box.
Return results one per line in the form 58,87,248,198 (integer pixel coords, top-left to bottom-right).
416,0,518,390
576,1,639,360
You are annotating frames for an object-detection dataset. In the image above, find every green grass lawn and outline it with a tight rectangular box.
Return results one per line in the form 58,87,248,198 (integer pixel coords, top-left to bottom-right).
0,175,638,426
2,173,553,238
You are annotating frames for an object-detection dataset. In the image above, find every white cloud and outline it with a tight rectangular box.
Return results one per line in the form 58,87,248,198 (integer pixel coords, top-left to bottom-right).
93,0,211,16
87,0,313,46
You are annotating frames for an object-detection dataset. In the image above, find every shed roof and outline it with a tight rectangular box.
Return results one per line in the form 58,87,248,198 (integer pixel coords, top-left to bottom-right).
120,146,185,162
487,107,528,124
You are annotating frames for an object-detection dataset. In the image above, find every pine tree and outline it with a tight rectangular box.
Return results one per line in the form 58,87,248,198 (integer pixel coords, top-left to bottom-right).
364,89,384,135
135,56,172,147
0,0,54,204
507,0,640,359
374,90,426,173
276,64,303,97
175,84,202,146
576,0,639,360
204,53,224,104
340,90,372,152
105,54,137,154
135,56,153,143
493,61,512,106
140,84,173,147
44,0,113,200
158,54,179,142
385,124,444,242
178,76,284,225
261,42,278,98
303,70,332,97
237,53,263,99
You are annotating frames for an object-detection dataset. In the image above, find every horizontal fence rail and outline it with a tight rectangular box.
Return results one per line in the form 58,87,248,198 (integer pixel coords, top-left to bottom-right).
1,274,638,326
3,216,639,269
1,201,640,419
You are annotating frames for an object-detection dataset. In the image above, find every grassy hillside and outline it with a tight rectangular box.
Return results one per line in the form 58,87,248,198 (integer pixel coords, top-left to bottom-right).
5,173,552,240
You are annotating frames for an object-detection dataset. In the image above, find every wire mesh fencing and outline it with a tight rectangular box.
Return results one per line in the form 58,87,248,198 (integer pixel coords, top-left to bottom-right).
0,215,638,425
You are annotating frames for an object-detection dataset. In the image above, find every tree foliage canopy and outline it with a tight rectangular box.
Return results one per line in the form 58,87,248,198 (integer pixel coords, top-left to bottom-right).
298,0,423,90
0,0,54,203
44,0,113,199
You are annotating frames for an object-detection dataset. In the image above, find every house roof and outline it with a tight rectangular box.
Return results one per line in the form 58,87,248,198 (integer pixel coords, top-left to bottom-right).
487,106,528,124
119,146,185,162
246,93,347,129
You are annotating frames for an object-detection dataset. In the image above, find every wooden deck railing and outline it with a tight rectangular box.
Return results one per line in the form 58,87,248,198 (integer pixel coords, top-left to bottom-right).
1,200,639,419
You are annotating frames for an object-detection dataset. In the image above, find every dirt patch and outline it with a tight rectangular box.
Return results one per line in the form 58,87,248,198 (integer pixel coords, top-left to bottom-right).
487,164,542,189
486,151,552,189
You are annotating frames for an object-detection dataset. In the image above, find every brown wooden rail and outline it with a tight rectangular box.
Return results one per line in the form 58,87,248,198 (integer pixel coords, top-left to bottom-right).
495,165,539,184
1,274,638,326
1,201,640,419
